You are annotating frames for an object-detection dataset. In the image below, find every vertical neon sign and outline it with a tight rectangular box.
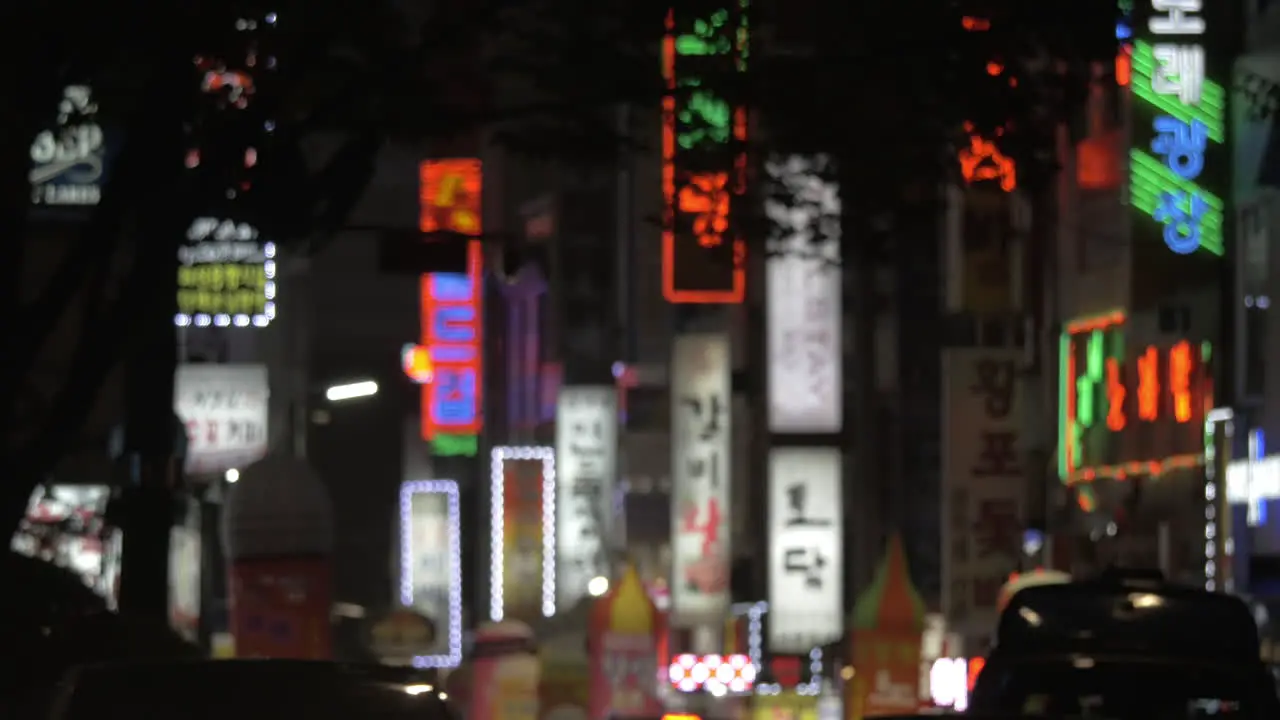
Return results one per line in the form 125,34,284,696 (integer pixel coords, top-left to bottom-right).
419,159,484,456
1129,2,1225,256
661,0,748,304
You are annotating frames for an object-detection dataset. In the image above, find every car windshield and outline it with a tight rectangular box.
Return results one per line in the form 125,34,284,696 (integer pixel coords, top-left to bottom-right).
977,658,1273,718
50,660,450,719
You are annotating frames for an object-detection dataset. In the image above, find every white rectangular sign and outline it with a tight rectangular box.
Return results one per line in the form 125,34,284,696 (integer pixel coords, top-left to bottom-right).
942,348,1026,636
671,333,732,625
174,364,269,475
555,385,618,610
399,480,463,667
765,153,842,433
768,447,843,651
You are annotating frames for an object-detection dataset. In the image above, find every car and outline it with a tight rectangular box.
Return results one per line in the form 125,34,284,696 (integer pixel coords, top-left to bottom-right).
46,659,454,719
969,569,1280,717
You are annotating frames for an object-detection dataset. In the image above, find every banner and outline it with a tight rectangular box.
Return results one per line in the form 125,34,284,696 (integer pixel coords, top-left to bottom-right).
670,334,732,625
555,386,618,610
765,153,842,433
846,629,921,720
174,364,269,475
398,480,463,667
768,447,843,651
942,348,1025,636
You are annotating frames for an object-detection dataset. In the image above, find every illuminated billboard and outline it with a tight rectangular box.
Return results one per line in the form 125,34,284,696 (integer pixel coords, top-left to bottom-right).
489,446,557,622
554,386,618,610
418,159,484,455
1057,310,1213,484
661,5,748,304
670,333,732,625
1129,2,1228,256
176,217,275,328
764,153,842,433
767,447,842,652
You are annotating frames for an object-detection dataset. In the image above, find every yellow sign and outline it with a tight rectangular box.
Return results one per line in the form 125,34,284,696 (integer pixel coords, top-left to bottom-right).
178,263,269,316
177,217,274,326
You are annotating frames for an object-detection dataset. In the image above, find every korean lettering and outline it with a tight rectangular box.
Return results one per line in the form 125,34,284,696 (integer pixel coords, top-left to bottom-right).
1148,0,1205,35
783,547,828,589
1146,0,1208,255
433,368,478,424
970,358,1021,477
972,498,1020,559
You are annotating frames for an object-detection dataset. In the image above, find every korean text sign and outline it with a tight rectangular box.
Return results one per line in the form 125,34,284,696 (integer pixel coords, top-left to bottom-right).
1130,0,1233,257
419,159,484,454
767,447,842,652
764,153,843,433
670,334,732,624
1058,317,1211,484
174,364,268,475
177,218,274,328
942,349,1025,633
555,386,618,610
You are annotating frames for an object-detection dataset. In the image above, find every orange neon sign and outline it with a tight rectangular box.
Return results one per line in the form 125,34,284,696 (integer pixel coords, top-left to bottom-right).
1105,358,1126,431
959,133,1017,192
678,173,730,248
1137,346,1159,421
1170,340,1193,423
419,159,482,235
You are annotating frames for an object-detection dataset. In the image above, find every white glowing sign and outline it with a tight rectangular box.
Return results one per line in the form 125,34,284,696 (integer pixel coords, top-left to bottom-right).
764,153,842,433
767,447,842,652
398,480,463,668
489,446,557,622
174,364,268,475
671,333,732,625
554,386,617,610
31,85,106,207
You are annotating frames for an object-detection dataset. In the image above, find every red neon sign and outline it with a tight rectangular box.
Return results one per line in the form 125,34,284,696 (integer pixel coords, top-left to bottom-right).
419,159,484,450
660,7,747,304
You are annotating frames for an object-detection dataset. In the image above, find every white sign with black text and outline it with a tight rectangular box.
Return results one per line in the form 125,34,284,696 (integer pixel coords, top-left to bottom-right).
768,447,843,651
765,153,842,433
671,334,733,626
555,385,618,610
174,364,269,475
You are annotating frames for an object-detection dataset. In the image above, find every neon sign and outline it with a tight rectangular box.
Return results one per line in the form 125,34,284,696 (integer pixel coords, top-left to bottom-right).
418,159,484,455
1058,309,1213,484
1129,0,1225,256
661,2,748,304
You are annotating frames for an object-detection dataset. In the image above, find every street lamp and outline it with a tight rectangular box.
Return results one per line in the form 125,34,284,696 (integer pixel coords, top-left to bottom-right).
324,380,379,402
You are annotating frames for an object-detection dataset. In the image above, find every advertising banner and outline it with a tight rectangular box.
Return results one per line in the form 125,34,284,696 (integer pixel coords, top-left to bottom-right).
764,153,842,433
174,364,269,475
846,629,922,720
670,333,732,625
398,480,463,667
555,386,618,610
492,446,556,622
942,348,1025,635
768,447,843,652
